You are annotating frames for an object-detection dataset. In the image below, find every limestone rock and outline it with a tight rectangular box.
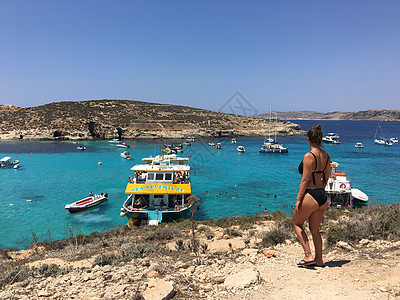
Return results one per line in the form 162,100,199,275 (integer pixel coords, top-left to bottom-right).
143,279,175,300
263,249,276,258
224,269,260,289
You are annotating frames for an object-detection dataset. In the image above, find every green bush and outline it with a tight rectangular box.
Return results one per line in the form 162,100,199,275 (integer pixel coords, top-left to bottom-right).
92,253,117,267
122,243,165,260
204,228,215,240
145,227,182,241
260,228,291,247
223,228,242,238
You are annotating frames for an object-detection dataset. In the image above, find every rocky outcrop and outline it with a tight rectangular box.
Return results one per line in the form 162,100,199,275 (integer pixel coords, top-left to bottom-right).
258,109,400,121
0,100,304,140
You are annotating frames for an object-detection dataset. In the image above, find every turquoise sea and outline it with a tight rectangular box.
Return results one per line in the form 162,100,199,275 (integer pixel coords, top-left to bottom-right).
1,120,399,249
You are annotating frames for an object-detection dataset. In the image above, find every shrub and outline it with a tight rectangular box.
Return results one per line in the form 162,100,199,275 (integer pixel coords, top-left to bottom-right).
175,239,186,251
92,253,117,267
0,267,30,290
260,228,291,248
223,228,242,238
145,227,182,241
204,228,215,240
121,243,165,261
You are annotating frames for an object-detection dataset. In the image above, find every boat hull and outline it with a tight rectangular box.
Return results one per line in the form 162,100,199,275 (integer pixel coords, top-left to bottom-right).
65,195,108,213
123,205,192,223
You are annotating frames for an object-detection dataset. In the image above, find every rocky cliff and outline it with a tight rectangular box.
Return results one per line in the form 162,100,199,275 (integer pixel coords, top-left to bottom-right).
257,109,400,121
0,100,304,140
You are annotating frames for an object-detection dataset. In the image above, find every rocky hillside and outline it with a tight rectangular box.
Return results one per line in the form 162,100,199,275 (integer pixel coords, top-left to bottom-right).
257,110,400,121
0,100,304,140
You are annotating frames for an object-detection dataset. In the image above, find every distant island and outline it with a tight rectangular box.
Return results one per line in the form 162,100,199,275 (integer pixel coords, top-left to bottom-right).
0,100,304,140
257,110,400,121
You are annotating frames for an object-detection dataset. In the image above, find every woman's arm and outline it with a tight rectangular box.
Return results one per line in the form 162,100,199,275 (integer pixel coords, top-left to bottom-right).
323,153,332,188
296,153,314,208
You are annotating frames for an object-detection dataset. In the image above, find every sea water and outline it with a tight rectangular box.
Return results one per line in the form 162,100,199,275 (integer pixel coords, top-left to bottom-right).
0,120,399,249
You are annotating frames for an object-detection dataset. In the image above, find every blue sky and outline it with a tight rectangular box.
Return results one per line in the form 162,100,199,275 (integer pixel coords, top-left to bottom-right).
1,0,399,114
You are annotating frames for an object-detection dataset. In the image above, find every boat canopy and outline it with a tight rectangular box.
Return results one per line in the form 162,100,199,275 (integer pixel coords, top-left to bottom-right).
125,183,191,195
0,157,11,162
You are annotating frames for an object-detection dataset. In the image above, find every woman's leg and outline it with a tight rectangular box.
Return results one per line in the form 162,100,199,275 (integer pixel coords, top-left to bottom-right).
293,193,319,262
308,201,328,266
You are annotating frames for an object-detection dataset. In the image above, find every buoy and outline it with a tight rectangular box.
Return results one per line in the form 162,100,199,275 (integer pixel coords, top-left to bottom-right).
98,160,102,165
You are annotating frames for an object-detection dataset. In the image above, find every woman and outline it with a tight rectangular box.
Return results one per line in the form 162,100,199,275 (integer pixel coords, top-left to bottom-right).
293,125,331,267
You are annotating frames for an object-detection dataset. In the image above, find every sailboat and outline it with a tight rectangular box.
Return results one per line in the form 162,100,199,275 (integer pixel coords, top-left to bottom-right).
374,123,392,146
259,105,288,153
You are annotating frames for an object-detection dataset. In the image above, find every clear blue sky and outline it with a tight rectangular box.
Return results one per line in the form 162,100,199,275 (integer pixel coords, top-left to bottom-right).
1,0,399,114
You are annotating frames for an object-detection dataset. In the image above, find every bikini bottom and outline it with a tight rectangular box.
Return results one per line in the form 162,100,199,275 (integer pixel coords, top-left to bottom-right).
306,188,327,207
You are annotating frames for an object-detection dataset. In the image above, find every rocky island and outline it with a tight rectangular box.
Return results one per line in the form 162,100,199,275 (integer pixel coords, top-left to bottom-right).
0,100,304,140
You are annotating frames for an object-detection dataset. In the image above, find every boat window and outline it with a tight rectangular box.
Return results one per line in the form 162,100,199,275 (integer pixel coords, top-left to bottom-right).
156,173,164,180
147,173,154,180
165,173,172,180
154,195,164,199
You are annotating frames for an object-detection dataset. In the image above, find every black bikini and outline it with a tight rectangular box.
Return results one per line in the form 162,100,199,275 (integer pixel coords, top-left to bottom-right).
298,152,330,206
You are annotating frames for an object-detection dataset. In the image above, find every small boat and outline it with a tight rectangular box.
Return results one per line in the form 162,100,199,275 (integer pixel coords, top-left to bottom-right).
0,157,20,168
121,151,131,159
109,139,121,143
390,137,398,143
116,142,130,148
237,145,245,152
259,105,288,153
322,136,341,144
65,193,108,213
374,137,392,146
326,162,368,208
326,132,340,139
76,146,86,150
231,138,237,144
208,142,215,146
354,142,365,148
216,143,222,149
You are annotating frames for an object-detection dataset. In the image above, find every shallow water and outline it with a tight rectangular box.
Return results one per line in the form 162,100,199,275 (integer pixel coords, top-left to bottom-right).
0,120,399,249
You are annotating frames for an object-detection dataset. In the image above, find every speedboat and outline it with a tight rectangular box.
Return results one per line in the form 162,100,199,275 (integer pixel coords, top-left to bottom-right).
120,154,193,226
326,132,340,139
208,142,215,146
121,151,131,159
65,193,108,213
116,142,130,148
109,139,121,143
76,146,86,150
237,145,245,152
325,162,368,208
0,157,20,168
216,143,222,149
322,136,341,144
354,142,365,148
390,137,398,144
374,137,392,146
231,138,237,144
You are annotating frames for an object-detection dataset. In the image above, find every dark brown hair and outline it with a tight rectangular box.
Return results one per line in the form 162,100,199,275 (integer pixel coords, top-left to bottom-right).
307,124,323,146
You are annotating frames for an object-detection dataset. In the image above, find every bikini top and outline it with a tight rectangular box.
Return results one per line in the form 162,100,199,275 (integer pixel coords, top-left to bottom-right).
298,152,330,185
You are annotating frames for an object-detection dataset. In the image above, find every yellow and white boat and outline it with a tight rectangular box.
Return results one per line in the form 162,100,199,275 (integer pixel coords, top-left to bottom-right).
120,154,192,225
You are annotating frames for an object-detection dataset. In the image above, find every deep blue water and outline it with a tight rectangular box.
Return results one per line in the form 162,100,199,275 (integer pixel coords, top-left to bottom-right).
1,120,399,249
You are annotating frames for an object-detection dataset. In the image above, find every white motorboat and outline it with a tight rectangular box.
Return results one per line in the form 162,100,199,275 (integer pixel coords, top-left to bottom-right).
237,145,245,152
76,146,86,150
231,138,237,144
65,193,108,213
0,157,20,168
354,142,365,148
374,138,392,146
109,139,121,143
390,137,398,143
116,142,130,148
326,132,340,139
121,151,132,159
208,142,215,146
322,136,341,144
325,162,368,208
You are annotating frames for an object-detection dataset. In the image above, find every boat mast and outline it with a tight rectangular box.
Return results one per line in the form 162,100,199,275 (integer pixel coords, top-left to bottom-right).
268,102,272,142
274,113,277,143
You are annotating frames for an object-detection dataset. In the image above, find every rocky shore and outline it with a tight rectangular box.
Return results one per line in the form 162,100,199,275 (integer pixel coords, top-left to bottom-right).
1,206,399,299
0,100,304,141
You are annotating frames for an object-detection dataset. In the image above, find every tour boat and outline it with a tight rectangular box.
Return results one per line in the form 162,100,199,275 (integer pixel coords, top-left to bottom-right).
120,154,193,226
65,193,108,213
325,162,368,208
259,104,288,153
237,146,245,152
0,157,20,168
354,142,365,148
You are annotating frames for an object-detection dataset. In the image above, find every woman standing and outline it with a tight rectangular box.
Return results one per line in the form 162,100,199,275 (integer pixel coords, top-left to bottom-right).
293,125,331,267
